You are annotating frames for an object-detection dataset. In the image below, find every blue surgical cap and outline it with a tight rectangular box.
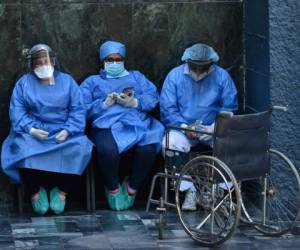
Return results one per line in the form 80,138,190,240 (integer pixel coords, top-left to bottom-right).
99,41,126,61
181,43,219,64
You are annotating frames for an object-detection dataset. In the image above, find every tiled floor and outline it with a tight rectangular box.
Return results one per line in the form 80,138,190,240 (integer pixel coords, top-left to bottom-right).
1,208,300,249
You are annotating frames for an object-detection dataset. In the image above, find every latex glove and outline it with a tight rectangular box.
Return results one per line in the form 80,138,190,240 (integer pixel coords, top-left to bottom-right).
197,123,215,141
104,92,119,108
30,128,49,140
117,93,138,108
185,125,199,139
180,123,188,128
55,129,69,143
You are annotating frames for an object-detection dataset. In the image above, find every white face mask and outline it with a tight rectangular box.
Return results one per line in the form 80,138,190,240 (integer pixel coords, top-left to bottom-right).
189,71,208,82
34,65,54,79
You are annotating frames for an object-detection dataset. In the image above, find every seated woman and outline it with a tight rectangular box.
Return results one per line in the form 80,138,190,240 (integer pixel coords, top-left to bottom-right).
80,40,164,211
1,44,93,215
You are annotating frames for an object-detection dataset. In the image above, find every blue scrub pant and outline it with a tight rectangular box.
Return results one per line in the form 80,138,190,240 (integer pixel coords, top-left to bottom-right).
91,128,156,191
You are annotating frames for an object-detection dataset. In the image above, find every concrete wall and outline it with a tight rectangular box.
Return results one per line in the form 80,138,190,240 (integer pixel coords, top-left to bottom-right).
269,0,300,170
0,0,243,211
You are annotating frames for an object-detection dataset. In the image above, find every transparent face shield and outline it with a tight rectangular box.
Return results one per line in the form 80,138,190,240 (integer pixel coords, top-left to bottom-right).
26,44,59,84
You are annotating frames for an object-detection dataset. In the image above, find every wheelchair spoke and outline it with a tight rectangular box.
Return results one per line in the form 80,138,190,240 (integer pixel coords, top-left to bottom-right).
260,197,287,232
272,196,295,222
175,155,241,246
214,211,226,229
195,191,232,230
266,173,298,221
268,177,299,215
243,149,300,236
268,198,284,228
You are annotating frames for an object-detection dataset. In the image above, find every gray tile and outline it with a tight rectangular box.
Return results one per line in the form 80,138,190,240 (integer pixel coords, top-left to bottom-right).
14,239,39,248
66,234,111,249
0,236,14,244
0,246,15,250
116,213,140,221
33,236,62,247
12,227,36,236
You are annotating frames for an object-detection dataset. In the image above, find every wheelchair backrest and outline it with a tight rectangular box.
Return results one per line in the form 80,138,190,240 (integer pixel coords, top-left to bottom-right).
213,111,270,180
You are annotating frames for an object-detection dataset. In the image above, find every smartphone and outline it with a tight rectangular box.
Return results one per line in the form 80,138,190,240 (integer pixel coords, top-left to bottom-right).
122,87,134,97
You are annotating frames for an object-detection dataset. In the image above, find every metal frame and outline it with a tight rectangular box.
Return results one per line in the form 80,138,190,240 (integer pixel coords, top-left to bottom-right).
146,125,214,213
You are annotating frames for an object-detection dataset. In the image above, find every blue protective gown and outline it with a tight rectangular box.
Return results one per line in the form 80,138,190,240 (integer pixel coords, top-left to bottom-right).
80,70,164,153
160,64,238,127
1,71,93,183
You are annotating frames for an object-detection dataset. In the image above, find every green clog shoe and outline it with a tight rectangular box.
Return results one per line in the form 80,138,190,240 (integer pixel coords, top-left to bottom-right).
105,186,126,211
121,179,136,210
50,187,66,215
31,186,49,215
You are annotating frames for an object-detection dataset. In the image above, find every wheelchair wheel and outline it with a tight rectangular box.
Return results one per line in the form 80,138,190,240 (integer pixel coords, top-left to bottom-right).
241,149,300,236
175,155,241,247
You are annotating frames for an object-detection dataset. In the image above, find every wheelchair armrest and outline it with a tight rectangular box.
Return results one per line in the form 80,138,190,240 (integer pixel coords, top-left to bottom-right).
167,125,214,136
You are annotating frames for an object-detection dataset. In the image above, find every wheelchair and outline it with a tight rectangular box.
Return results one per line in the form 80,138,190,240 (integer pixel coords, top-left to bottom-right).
146,106,300,246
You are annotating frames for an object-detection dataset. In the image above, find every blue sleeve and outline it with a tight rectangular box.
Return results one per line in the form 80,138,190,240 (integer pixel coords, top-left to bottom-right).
219,73,238,112
61,78,87,134
80,77,107,121
133,72,159,112
9,79,43,133
160,72,188,127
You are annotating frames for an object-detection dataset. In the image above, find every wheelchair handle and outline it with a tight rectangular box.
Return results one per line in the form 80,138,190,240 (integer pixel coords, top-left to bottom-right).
271,106,288,112
246,105,288,113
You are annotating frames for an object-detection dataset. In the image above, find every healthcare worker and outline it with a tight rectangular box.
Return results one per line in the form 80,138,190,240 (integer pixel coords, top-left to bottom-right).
160,43,238,211
1,44,93,215
80,40,164,211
